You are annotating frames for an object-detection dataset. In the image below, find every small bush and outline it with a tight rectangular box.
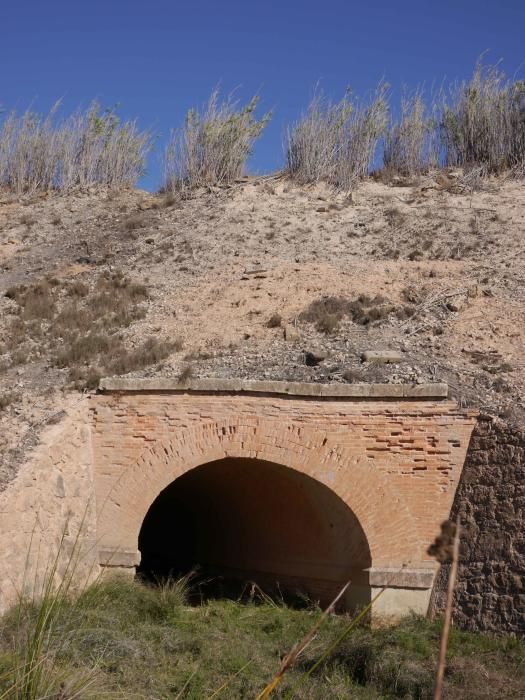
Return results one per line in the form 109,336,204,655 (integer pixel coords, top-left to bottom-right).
163,87,271,191
19,214,36,227
0,392,18,410
300,294,397,334
266,313,282,328
299,296,353,334
108,337,180,375
178,363,194,382
122,214,146,232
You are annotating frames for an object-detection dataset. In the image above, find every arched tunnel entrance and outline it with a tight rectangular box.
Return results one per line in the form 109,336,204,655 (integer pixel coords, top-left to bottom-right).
138,457,372,609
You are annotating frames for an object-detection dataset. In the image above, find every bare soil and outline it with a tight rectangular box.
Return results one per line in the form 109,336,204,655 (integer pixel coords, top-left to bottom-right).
1,172,524,487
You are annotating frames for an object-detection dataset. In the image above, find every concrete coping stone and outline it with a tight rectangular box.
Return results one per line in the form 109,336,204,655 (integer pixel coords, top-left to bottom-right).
98,548,140,568
99,377,449,399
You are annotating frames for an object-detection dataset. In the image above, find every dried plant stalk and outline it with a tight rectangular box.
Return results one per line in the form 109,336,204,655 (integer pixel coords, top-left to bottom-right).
433,516,461,700
255,581,350,699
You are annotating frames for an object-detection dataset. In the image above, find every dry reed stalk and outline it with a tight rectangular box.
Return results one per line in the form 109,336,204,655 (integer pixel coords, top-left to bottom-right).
432,516,461,700
255,581,350,699
0,101,150,194
163,88,270,191
441,60,525,174
286,84,388,190
383,90,439,176
284,585,389,699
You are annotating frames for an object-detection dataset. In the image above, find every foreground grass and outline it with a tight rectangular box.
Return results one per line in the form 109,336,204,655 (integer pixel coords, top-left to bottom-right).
0,578,523,699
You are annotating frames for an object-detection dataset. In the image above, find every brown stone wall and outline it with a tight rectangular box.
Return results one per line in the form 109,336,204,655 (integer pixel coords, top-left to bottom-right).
431,416,525,635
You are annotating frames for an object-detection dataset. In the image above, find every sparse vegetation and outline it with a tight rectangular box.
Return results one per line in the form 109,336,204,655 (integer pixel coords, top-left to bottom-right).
266,313,282,328
0,101,151,194
163,88,271,191
3,271,179,388
300,294,408,334
108,337,180,376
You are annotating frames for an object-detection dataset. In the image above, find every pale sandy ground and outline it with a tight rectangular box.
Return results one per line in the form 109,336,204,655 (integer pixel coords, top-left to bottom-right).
1,172,524,486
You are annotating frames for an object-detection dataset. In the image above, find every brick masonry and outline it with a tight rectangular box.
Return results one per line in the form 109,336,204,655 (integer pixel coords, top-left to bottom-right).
0,382,479,619
91,383,477,614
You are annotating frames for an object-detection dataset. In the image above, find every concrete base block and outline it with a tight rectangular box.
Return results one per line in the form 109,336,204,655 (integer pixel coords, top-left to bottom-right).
371,586,432,620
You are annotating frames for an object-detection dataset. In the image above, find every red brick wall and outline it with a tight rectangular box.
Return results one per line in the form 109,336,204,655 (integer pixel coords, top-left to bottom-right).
91,391,476,580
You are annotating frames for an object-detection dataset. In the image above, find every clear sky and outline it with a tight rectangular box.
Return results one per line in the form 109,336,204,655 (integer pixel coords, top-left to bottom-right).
2,0,525,190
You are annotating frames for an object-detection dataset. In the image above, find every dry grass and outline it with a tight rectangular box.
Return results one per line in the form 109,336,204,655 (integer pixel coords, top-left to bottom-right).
1,61,523,197
441,60,525,175
0,101,151,194
163,88,271,191
428,519,461,700
286,85,388,190
383,91,439,176
287,60,525,186
299,294,406,334
266,313,282,329
3,271,179,388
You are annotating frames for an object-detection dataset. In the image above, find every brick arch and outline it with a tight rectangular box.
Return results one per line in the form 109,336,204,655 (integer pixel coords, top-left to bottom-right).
96,417,421,565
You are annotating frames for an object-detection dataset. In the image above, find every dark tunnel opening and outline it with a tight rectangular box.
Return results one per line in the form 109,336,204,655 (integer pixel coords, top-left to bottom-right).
137,457,372,609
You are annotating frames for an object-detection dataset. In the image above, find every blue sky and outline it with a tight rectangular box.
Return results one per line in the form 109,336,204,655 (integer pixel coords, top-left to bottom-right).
2,0,525,190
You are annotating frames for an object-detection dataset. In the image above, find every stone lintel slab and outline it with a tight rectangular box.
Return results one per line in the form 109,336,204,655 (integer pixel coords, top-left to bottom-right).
99,377,449,400
98,548,140,568
366,567,435,589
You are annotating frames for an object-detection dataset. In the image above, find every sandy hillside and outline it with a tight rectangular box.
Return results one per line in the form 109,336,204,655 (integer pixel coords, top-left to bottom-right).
1,172,524,487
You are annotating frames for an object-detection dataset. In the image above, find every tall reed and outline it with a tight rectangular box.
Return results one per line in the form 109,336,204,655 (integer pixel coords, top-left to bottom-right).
441,61,525,174
0,101,151,194
163,88,271,191
285,84,388,189
383,91,439,176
